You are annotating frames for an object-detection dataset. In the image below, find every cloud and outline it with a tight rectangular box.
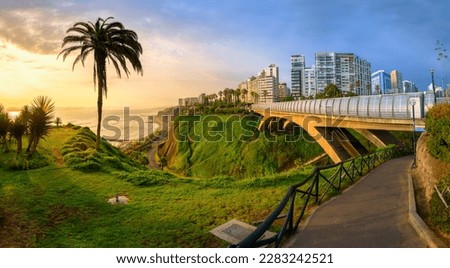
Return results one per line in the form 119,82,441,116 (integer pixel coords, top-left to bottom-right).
0,0,54,9
0,8,70,54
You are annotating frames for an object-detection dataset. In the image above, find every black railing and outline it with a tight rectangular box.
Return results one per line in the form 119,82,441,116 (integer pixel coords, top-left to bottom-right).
231,146,396,248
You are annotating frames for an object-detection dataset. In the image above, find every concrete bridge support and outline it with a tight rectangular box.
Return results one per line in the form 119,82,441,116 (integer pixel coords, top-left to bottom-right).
258,116,383,164
354,129,402,148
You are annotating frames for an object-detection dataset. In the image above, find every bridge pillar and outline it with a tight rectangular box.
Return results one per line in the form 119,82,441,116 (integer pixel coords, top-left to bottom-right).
354,129,401,148
314,127,351,162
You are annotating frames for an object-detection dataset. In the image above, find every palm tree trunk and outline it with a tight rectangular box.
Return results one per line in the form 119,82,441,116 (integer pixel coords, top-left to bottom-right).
17,136,22,153
96,84,103,151
31,136,39,155
95,54,106,151
26,135,33,153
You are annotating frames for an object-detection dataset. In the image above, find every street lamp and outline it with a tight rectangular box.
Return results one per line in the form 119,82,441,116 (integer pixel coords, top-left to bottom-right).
409,99,417,167
431,69,437,104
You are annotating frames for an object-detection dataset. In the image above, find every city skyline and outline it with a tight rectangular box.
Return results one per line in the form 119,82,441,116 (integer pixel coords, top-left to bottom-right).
1,0,449,109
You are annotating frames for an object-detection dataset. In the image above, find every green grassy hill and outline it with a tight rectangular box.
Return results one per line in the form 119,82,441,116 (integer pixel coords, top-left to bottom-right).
0,125,321,247
160,114,324,178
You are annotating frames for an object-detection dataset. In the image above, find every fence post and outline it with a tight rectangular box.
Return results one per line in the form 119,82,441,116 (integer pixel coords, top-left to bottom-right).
315,172,320,204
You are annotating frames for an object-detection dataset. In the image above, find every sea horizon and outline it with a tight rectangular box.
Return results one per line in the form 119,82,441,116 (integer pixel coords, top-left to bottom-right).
54,106,168,142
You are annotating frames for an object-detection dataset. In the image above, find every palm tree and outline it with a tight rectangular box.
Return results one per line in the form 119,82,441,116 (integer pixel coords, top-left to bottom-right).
10,115,27,153
218,91,223,102
262,90,268,103
0,106,10,153
250,91,258,103
55,117,62,127
27,96,55,155
59,17,143,150
235,88,241,104
242,88,248,103
20,105,31,134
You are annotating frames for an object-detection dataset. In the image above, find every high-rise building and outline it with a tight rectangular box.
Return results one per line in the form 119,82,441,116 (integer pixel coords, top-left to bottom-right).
391,70,403,93
315,52,371,95
238,64,280,103
315,52,336,94
291,55,305,99
354,56,372,95
277,83,290,100
403,80,418,93
257,65,279,103
371,70,392,94
304,67,316,97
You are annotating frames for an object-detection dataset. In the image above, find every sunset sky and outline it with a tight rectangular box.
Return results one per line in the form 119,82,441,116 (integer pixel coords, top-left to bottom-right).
1,0,449,109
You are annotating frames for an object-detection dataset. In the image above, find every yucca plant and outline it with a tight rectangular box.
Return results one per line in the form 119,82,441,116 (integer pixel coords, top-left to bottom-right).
27,96,55,155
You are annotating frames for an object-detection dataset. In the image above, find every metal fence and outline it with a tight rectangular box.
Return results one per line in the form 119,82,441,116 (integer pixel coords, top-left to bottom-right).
231,146,396,248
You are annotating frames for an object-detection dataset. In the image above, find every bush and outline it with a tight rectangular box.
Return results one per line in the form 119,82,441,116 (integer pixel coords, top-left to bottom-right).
5,154,49,171
426,103,450,163
113,170,175,186
429,176,450,233
61,127,144,173
71,160,101,172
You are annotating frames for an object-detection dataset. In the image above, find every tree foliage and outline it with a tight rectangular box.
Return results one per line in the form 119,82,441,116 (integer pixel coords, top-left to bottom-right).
315,83,342,99
27,96,55,155
426,103,450,163
60,17,143,150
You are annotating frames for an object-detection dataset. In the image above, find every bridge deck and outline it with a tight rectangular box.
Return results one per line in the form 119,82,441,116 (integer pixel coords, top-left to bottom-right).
285,156,426,248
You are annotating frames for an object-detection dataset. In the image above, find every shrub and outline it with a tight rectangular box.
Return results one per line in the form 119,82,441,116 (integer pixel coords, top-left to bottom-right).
5,154,49,171
113,170,175,186
426,103,450,163
71,160,101,172
429,176,450,234
61,127,145,173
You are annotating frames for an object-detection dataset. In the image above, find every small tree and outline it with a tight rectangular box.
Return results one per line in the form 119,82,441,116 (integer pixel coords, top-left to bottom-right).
160,156,168,170
242,88,248,103
316,84,342,99
55,117,62,127
10,116,27,153
0,108,10,153
27,96,55,155
375,84,381,94
235,88,241,104
262,90,268,103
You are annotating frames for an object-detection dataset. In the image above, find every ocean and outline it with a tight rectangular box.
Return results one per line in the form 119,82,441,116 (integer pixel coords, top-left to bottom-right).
55,106,164,141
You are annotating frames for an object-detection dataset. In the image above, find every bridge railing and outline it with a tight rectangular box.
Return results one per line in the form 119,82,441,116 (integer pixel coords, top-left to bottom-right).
230,146,396,248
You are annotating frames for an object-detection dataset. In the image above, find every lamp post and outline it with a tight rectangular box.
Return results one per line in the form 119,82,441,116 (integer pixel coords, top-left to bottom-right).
431,69,437,104
409,99,417,167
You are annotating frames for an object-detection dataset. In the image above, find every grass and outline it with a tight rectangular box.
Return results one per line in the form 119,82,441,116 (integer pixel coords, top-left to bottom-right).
167,114,324,178
0,125,391,248
0,164,304,247
0,125,318,247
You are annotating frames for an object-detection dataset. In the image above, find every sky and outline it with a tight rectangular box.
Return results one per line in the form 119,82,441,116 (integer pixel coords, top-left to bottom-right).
1,0,449,109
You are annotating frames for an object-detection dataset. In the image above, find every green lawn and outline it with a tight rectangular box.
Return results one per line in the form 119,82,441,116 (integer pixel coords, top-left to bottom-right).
0,127,315,247
0,126,383,248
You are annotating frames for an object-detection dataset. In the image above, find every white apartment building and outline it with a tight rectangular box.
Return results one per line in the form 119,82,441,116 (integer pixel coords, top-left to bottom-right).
304,67,316,97
315,52,371,95
238,64,280,103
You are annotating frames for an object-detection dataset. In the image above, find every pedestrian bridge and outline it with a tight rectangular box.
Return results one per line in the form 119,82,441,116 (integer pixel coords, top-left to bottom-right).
251,93,442,163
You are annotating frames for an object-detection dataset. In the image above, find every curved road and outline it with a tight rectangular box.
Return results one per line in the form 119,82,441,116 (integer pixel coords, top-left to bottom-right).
286,156,426,248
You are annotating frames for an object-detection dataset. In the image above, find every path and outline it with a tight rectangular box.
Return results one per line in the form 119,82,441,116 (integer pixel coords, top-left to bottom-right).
287,156,426,248
147,138,161,169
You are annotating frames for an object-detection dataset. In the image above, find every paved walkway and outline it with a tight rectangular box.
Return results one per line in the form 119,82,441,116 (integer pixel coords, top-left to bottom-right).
287,156,426,248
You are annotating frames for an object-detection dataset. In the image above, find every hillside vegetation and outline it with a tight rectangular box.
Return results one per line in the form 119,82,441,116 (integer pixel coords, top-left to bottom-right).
424,103,450,237
159,114,324,178
0,125,324,247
